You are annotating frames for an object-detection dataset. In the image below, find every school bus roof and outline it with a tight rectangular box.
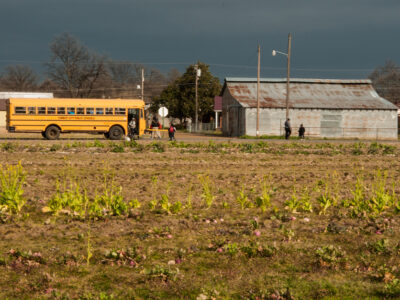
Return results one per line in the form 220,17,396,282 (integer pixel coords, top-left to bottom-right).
8,98,145,108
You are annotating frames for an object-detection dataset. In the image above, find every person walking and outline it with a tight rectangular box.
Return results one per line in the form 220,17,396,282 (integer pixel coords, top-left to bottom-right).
284,118,292,140
298,124,305,139
168,123,176,141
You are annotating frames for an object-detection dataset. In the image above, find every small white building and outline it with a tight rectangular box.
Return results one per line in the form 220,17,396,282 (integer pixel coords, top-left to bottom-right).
0,92,53,128
221,78,398,139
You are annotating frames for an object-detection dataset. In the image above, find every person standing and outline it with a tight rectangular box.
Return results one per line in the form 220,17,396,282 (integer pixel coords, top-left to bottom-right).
298,124,305,139
168,123,176,141
151,117,161,139
284,118,292,140
128,117,136,138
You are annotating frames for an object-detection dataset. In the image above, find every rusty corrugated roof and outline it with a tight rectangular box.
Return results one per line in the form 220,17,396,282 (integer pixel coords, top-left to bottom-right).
223,78,397,110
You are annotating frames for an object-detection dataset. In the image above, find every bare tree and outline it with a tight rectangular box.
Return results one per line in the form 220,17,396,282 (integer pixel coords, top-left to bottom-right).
167,68,181,83
46,33,109,98
0,65,38,91
369,60,400,105
108,61,143,85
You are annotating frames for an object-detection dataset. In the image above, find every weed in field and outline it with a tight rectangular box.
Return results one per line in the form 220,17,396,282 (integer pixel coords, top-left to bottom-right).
369,170,392,215
104,246,146,266
148,200,157,210
368,238,391,255
315,179,333,215
128,199,141,209
255,176,272,212
368,142,382,154
315,245,346,269
241,241,276,258
86,231,92,266
93,139,104,148
299,187,313,212
224,243,239,256
110,142,124,153
382,278,400,297
344,174,367,217
50,144,62,152
95,171,127,216
159,185,172,214
280,225,295,242
198,175,215,209
151,176,158,203
186,183,193,209
351,142,364,155
0,162,26,215
151,142,166,153
383,144,396,155
236,185,252,209
0,142,16,152
48,178,88,217
145,265,179,282
285,187,301,213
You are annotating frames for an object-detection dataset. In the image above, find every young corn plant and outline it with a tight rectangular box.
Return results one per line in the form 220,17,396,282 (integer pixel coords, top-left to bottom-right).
255,176,272,212
198,175,215,209
0,162,26,215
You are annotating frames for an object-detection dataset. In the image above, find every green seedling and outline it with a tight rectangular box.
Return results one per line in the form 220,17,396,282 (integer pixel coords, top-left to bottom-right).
0,161,26,215
198,175,215,209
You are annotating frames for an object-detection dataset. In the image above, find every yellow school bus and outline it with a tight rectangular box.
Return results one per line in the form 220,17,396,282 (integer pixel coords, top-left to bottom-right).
6,98,146,140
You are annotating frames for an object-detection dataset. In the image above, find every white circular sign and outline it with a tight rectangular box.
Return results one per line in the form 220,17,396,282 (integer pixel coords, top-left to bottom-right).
158,106,168,117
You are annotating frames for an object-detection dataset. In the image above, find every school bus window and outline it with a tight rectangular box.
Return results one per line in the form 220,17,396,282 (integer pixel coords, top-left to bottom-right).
77,107,84,115
86,107,94,115
140,109,143,118
115,108,126,115
28,107,36,114
67,107,75,115
38,107,46,114
105,108,113,115
47,107,56,114
96,108,104,115
57,107,66,114
15,107,26,114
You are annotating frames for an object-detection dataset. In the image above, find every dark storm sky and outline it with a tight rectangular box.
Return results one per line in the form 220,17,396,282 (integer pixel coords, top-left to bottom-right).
0,0,399,80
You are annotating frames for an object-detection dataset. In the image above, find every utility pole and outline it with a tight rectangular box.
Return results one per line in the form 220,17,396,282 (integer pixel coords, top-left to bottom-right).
286,33,292,119
141,68,144,101
194,64,199,132
256,45,261,137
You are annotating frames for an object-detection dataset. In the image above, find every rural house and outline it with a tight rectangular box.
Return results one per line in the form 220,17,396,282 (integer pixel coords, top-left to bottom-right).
221,78,398,139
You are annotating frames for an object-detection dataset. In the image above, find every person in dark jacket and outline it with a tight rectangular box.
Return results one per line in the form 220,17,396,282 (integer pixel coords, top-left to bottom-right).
298,124,305,139
284,118,291,140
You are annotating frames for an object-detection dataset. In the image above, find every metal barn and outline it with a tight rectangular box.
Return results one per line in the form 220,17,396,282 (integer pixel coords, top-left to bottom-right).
221,78,398,139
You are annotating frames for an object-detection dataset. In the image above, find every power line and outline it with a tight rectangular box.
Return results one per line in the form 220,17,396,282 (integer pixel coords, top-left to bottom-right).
0,58,396,73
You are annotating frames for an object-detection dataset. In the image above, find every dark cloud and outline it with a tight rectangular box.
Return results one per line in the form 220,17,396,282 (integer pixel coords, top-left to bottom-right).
0,0,399,79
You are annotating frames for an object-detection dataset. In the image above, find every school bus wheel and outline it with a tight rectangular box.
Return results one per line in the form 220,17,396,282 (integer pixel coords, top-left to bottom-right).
108,125,124,140
44,125,61,140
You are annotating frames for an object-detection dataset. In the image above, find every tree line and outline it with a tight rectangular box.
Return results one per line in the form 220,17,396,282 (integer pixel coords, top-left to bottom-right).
0,33,222,123
1,32,399,124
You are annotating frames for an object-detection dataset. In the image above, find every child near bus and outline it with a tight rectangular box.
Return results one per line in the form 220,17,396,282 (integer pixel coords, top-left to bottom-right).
168,123,176,141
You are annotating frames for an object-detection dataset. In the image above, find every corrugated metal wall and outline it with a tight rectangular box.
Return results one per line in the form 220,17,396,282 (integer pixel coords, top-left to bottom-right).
243,108,397,139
